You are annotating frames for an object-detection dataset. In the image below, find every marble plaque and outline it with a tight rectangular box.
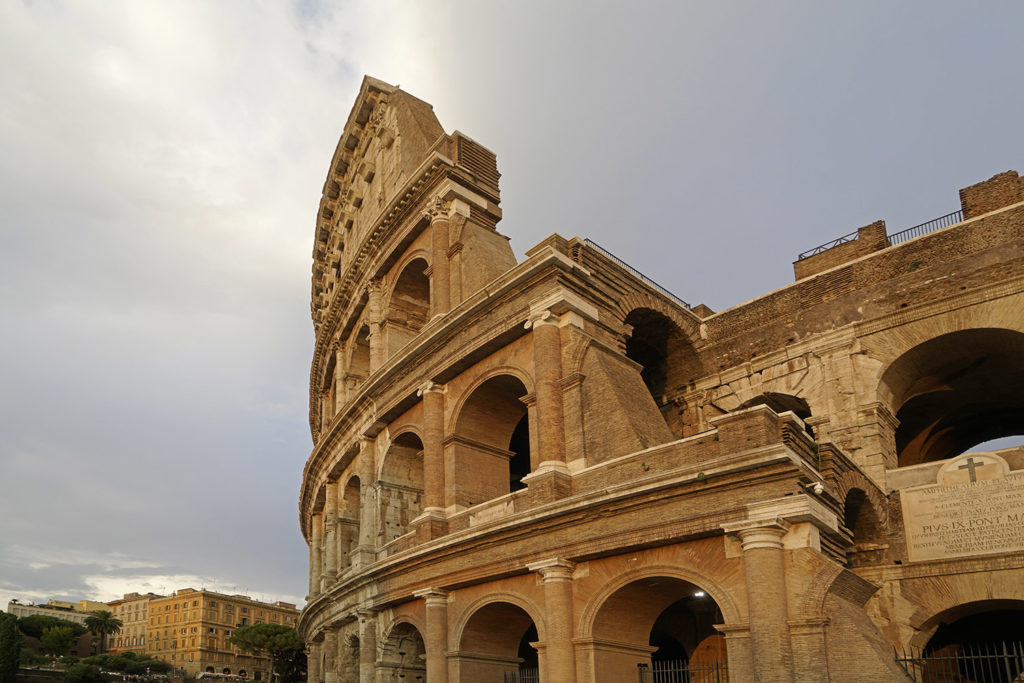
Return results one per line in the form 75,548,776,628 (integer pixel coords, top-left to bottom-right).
901,453,1024,562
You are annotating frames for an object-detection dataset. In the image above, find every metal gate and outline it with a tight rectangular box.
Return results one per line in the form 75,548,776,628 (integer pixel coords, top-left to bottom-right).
637,659,729,683
895,642,1024,682
503,668,539,683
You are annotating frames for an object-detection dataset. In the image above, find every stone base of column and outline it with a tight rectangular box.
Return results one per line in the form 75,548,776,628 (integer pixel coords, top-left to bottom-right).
411,508,449,541
349,545,376,568
522,463,572,506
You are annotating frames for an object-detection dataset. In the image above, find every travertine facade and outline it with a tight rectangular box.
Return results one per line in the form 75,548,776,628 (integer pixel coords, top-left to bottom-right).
298,77,1024,682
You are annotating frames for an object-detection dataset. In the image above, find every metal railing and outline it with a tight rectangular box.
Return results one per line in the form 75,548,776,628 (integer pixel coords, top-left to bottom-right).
895,641,1024,682
503,668,539,683
887,209,963,246
796,209,964,261
583,239,691,309
637,659,729,682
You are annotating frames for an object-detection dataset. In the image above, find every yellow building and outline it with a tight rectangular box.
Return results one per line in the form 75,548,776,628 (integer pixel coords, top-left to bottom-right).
143,588,300,680
107,592,160,654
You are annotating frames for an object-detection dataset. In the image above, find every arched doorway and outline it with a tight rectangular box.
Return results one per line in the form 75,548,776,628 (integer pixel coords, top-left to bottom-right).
386,257,431,355
904,601,1024,682
842,488,887,568
451,374,531,507
379,622,426,682
379,432,424,544
879,329,1024,467
623,308,702,437
590,577,727,682
456,601,539,683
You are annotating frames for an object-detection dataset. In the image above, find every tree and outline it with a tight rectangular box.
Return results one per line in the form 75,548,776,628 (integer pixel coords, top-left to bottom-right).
83,611,122,656
40,626,75,657
228,624,305,683
0,613,20,683
17,615,85,640
63,663,109,683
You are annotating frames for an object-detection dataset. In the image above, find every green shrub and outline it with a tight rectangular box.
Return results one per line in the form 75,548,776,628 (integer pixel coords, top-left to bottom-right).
63,664,108,683
0,613,20,683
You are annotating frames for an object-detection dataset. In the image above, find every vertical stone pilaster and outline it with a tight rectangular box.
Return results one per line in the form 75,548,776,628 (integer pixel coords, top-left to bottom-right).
353,437,377,567
424,196,451,316
308,640,322,683
323,480,339,582
522,311,571,504
366,280,385,372
310,512,323,597
357,611,377,683
724,519,794,683
527,558,577,683
414,381,448,539
414,589,449,683
323,628,338,683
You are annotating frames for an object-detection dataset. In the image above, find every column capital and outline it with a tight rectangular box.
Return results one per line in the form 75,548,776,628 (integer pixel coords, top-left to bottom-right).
527,558,576,581
722,517,791,551
417,380,446,397
412,588,450,606
524,309,559,330
423,195,452,223
355,607,376,623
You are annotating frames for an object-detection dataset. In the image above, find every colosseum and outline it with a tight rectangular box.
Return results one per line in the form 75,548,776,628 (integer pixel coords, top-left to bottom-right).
297,77,1024,682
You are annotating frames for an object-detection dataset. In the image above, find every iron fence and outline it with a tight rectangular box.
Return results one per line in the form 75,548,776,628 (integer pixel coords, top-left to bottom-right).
895,641,1024,682
582,239,691,309
503,667,539,683
637,659,729,683
796,230,860,261
886,209,964,246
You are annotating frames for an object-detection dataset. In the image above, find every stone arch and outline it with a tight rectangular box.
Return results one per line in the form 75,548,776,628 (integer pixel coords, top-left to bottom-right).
336,476,360,570
452,592,547,646
448,369,534,505
579,564,741,638
453,594,545,683
611,292,702,342
377,430,424,544
447,365,536,432
378,619,426,681
909,599,1024,652
877,327,1024,466
384,252,431,354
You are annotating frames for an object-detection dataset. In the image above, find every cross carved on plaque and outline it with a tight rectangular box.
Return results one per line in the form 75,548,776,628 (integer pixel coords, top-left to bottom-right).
958,457,983,482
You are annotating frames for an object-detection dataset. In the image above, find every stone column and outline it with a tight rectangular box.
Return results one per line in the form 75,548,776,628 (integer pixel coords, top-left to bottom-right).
357,611,377,683
366,280,385,372
414,589,449,683
726,519,794,682
309,512,323,597
521,311,571,504
308,641,322,683
323,480,339,584
323,628,338,683
414,381,447,539
527,558,577,683
424,196,451,316
352,437,377,568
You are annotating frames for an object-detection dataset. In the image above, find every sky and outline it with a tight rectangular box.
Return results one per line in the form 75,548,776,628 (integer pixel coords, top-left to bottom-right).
1,1,1023,611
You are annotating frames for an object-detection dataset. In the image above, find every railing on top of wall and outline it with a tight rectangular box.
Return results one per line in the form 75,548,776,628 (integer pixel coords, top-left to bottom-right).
583,239,692,309
795,209,964,261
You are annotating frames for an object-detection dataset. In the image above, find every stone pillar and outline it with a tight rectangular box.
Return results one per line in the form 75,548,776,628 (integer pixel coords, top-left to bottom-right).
424,196,451,317
357,611,377,683
366,280,385,372
309,512,323,597
323,480,339,583
323,628,338,683
414,589,449,683
352,437,377,567
527,558,577,683
308,640,322,683
727,519,793,682
521,311,571,504
413,381,447,539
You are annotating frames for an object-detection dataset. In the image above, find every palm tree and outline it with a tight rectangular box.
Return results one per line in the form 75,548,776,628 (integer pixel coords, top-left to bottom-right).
84,610,122,655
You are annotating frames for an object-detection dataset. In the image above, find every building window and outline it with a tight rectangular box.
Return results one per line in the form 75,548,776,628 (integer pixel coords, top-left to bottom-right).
241,607,247,614
210,601,217,607
241,618,248,626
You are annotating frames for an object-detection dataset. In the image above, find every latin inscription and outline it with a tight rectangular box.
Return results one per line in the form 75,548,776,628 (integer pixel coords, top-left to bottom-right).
901,471,1024,562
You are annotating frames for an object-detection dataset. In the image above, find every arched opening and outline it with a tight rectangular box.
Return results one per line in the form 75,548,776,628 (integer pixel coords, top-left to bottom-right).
321,353,338,427
843,489,886,568
909,601,1024,682
457,602,538,683
590,577,727,682
379,432,425,544
339,633,359,683
379,622,425,682
205,667,214,673
348,325,371,388
880,329,1024,467
338,477,360,569
451,375,531,507
623,308,703,437
386,258,431,356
